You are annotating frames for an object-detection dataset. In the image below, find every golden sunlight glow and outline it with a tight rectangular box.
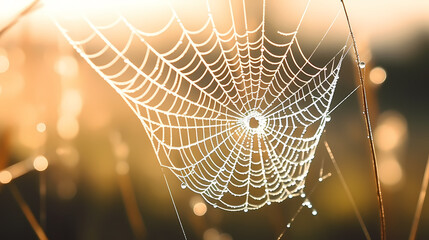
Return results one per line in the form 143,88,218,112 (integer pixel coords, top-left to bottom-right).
0,170,12,184
370,67,387,85
379,156,403,186
33,155,49,172
45,0,168,14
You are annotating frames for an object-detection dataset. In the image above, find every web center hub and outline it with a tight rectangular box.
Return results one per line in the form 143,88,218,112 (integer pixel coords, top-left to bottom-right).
239,111,267,134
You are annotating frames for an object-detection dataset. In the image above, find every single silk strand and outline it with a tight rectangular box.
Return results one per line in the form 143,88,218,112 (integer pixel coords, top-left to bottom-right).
324,141,371,240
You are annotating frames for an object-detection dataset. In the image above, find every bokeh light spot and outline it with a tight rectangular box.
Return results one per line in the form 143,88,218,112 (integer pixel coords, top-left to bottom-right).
36,122,47,133
60,89,82,117
193,202,207,216
0,171,12,184
375,111,407,152
203,228,219,240
379,156,403,186
116,161,129,175
0,55,9,73
34,155,49,171
57,116,79,140
56,146,80,168
370,67,387,85
55,55,79,77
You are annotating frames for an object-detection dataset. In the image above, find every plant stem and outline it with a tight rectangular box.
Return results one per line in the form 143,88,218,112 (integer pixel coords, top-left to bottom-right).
0,0,41,37
324,141,371,240
340,1,386,239
409,156,429,240
9,184,48,240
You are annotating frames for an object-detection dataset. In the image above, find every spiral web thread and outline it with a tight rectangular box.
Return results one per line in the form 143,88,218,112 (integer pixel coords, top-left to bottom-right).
55,0,350,211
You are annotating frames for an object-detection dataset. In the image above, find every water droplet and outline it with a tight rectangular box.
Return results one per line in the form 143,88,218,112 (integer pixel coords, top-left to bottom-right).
244,208,248,212
287,223,291,228
318,177,323,182
359,61,366,68
312,209,318,216
300,193,306,198
181,183,187,189
325,115,331,122
267,201,271,205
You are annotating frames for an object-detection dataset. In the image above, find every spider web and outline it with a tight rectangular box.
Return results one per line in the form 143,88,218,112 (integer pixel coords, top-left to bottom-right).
54,0,350,212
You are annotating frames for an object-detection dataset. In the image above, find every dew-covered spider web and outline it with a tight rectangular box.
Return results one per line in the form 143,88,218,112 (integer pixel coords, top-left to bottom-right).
53,0,352,212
